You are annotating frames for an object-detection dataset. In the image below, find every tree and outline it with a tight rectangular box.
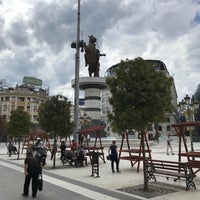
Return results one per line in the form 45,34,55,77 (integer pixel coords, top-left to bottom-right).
0,116,6,142
106,57,173,190
194,84,200,121
7,108,31,159
38,95,73,168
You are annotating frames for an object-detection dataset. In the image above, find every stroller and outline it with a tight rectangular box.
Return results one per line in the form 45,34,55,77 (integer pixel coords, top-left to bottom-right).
61,150,76,166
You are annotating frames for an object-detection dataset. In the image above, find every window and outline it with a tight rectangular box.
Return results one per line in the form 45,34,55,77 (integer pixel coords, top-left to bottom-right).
32,98,38,103
166,117,170,123
18,106,24,110
167,125,171,131
5,97,10,101
11,97,16,102
18,97,25,102
33,105,37,112
33,115,38,121
3,105,7,111
158,125,162,131
27,106,30,112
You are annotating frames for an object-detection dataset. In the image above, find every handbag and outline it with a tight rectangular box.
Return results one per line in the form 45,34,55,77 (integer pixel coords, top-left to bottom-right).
38,174,43,191
106,154,111,160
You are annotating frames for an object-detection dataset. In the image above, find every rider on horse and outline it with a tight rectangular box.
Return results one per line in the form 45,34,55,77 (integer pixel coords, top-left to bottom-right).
84,35,106,77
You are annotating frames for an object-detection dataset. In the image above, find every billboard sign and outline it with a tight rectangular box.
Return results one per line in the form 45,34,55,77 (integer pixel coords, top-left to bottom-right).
23,76,42,86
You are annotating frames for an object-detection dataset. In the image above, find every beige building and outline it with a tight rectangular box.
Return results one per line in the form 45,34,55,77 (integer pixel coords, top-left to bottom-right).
0,79,49,124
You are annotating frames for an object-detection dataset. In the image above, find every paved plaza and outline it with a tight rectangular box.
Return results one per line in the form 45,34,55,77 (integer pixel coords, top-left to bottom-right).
0,139,200,200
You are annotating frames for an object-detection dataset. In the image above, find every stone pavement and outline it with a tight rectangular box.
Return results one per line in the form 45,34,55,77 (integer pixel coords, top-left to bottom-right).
0,140,200,200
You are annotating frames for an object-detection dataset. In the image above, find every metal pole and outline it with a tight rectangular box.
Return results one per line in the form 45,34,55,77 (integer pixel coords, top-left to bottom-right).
74,0,80,143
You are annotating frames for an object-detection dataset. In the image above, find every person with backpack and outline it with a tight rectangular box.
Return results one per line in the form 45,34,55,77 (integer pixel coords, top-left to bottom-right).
32,137,47,166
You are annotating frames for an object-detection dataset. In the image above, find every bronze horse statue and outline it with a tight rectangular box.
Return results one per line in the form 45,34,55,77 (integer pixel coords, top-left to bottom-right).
84,35,106,77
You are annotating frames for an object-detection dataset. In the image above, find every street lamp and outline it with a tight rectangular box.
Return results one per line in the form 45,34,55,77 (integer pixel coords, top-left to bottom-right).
177,94,199,152
71,0,85,143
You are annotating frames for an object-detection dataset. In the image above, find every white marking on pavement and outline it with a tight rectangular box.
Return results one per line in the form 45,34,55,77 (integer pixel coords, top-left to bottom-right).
0,160,120,200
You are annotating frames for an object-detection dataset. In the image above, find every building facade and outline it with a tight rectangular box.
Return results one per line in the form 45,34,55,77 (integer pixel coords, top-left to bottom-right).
0,81,49,124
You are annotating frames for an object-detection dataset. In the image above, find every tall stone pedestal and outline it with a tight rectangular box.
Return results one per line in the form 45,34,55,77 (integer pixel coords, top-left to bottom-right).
71,77,107,121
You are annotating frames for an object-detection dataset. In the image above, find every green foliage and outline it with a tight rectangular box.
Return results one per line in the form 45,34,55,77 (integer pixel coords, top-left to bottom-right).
194,84,200,101
194,84,200,120
7,108,31,138
0,116,6,140
38,95,73,137
106,57,173,132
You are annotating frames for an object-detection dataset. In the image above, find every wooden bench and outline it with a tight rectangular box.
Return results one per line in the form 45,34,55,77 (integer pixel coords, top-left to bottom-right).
146,159,196,190
179,152,200,175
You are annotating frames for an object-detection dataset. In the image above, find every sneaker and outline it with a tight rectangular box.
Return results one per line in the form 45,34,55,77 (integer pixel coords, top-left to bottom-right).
167,154,169,155
112,170,115,173
22,193,28,197
117,170,121,173
172,153,175,155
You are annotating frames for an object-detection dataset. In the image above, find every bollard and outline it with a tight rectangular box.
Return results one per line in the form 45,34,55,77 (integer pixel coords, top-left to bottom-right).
91,151,100,177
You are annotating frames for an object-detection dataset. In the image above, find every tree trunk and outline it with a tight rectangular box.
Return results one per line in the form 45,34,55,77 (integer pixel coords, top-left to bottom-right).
141,130,148,191
53,135,56,168
17,138,20,160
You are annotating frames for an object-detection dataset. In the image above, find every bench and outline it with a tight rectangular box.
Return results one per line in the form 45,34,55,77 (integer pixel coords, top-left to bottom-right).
179,152,200,175
146,159,196,190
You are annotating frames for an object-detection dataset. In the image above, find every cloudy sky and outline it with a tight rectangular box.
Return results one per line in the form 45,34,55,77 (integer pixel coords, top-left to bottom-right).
0,0,200,103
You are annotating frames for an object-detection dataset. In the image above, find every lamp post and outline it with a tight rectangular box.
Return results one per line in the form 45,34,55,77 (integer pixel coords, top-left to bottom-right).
177,94,199,152
71,0,82,143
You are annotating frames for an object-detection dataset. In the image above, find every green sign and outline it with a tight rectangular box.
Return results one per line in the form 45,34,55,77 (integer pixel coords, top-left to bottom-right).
23,76,42,86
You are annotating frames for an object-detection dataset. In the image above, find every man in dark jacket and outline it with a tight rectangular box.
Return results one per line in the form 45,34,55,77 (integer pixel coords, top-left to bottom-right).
108,140,120,173
22,151,42,198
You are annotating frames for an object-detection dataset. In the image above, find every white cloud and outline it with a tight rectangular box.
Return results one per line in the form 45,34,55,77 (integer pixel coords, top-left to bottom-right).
0,0,200,103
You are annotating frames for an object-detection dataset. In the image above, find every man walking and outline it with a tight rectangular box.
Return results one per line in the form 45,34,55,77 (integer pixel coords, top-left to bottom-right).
108,140,120,173
22,151,42,198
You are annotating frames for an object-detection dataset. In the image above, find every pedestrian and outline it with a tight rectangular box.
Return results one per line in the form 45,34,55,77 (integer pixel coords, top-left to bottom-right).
22,151,42,198
50,140,57,160
80,145,88,166
71,139,77,151
7,140,17,156
108,140,120,173
60,141,66,162
32,137,47,166
166,135,174,155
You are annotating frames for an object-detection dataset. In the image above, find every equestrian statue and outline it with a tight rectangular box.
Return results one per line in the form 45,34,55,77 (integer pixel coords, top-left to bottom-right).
84,35,106,77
